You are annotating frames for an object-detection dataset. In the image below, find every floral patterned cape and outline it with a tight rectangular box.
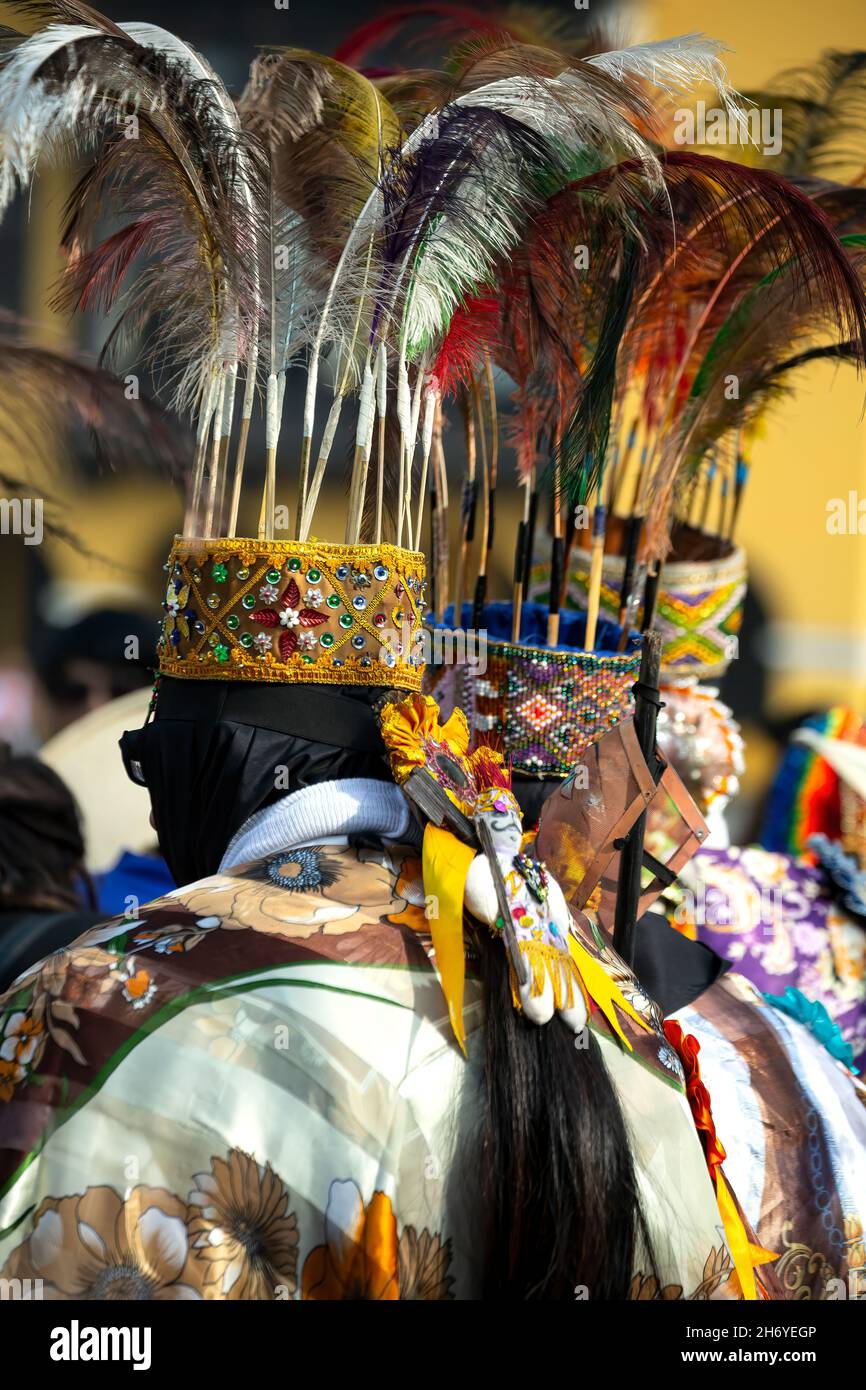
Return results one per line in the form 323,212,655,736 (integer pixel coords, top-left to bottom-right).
0,839,742,1300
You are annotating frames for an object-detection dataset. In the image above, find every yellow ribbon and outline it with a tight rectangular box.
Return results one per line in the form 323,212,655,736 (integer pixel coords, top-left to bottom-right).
715,1171,778,1301
566,933,652,1050
422,824,476,1056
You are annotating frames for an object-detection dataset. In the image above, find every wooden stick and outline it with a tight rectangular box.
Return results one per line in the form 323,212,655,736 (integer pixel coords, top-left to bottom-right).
347,356,378,543
213,362,238,537
617,513,643,633
476,355,498,624
413,387,437,552
184,375,218,537
641,559,662,633
471,376,489,628
374,342,388,545
698,456,717,534
547,435,563,648
522,466,538,602
227,414,251,540
612,631,663,966
583,492,606,653
203,371,227,539
431,398,449,620
299,393,345,543
258,372,280,541
511,475,532,642
453,388,477,627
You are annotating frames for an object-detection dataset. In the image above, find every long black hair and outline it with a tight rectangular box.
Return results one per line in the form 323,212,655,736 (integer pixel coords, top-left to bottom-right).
127,679,654,1297
470,923,654,1299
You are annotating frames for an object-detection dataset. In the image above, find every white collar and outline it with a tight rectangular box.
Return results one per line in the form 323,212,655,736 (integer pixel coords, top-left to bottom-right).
219,778,416,872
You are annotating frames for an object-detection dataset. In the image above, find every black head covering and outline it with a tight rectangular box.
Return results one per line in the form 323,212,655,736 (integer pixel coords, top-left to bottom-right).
120,678,395,887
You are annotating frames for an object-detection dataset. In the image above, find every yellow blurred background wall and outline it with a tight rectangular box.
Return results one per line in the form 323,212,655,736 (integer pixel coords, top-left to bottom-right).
645,0,866,715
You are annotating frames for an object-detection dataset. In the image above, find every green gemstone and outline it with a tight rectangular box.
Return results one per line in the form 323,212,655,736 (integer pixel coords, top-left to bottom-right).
301,654,314,664
326,594,340,609
226,614,240,631
240,633,253,649
287,556,301,571
266,568,281,584
306,567,321,583
214,643,230,664
212,562,228,583
339,613,353,629
242,594,255,610
320,633,334,648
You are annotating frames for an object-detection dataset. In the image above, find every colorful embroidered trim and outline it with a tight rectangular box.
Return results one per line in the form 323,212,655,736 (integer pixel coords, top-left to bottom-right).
158,536,426,690
530,544,747,682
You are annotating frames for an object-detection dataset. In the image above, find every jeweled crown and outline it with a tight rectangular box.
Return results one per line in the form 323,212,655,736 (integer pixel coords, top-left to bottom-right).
159,537,427,689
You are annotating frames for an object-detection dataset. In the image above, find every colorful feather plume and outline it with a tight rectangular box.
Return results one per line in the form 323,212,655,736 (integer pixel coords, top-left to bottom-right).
0,13,263,424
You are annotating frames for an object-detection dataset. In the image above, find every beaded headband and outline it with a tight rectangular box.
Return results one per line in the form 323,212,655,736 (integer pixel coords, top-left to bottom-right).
531,544,746,683
158,537,427,689
424,602,641,777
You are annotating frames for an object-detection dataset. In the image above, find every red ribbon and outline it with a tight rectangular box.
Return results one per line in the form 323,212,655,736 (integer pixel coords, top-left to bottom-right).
664,1020,727,1178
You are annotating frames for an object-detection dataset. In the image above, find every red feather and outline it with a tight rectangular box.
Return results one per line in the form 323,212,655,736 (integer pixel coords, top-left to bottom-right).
430,292,499,396
57,214,165,314
471,746,513,791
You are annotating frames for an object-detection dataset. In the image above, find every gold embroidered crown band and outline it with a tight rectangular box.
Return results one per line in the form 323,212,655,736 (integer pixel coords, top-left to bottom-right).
158,537,427,690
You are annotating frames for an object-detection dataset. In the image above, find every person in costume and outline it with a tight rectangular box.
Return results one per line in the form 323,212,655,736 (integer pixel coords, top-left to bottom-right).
662,707,866,1066
409,23,866,1295
0,13,776,1299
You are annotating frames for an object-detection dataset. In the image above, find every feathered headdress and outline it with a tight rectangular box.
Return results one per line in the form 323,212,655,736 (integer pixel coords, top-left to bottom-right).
0,7,767,694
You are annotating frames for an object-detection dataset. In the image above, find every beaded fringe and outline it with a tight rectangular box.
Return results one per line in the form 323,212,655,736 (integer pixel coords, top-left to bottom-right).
508,939,586,1014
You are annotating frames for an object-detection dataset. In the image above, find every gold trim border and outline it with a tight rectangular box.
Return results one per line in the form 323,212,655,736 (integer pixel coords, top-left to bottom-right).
172,535,426,567
159,534,426,690
158,655,423,689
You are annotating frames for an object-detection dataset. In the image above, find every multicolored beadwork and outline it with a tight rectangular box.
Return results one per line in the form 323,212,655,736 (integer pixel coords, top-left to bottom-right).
513,852,549,903
530,542,747,683
425,603,641,777
158,537,427,689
